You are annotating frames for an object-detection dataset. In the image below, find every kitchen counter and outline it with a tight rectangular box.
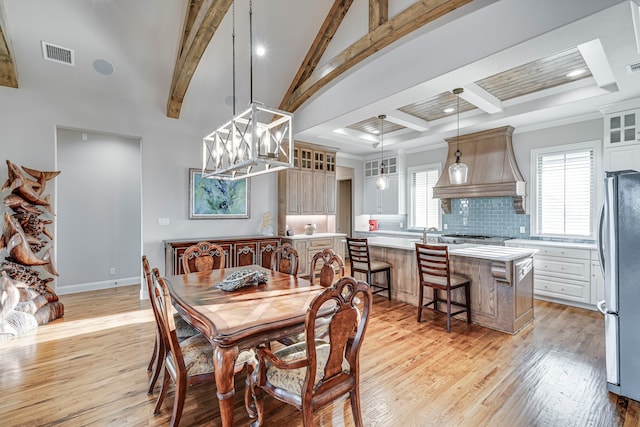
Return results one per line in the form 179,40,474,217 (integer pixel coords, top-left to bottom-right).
364,236,535,334
366,236,537,261
280,232,346,240
506,239,596,250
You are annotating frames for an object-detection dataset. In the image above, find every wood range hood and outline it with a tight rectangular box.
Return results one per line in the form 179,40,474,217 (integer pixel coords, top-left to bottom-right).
433,126,526,214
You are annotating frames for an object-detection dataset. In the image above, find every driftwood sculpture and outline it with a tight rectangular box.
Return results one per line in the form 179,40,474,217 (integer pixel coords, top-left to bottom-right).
0,160,64,340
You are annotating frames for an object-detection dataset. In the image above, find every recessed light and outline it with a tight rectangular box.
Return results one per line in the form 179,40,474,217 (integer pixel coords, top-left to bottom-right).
256,46,266,56
372,130,380,134
443,107,455,113
566,68,586,78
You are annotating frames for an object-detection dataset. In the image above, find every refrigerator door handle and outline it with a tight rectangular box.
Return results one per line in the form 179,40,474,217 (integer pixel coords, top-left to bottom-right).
598,204,605,274
597,300,606,315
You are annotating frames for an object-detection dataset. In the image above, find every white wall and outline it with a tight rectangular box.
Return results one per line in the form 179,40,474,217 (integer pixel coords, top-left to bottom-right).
56,129,141,293
0,85,277,294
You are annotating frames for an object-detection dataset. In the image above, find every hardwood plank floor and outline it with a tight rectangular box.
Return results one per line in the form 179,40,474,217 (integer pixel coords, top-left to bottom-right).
1,284,638,426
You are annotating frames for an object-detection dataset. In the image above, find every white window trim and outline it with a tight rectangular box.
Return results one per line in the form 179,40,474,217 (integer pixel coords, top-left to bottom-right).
407,163,442,231
529,140,602,240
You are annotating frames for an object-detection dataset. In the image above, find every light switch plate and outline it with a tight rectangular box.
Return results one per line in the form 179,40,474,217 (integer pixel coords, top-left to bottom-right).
158,217,170,226
519,226,526,233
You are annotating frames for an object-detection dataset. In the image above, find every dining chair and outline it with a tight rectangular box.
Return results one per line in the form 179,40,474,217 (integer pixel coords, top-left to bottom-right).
270,243,299,276
310,248,345,287
415,243,471,332
277,248,347,346
142,256,197,394
150,268,254,427
346,237,392,300
248,276,372,427
182,241,226,273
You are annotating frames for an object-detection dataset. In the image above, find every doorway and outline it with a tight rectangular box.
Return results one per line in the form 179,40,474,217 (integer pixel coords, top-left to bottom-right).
337,179,352,237
56,128,141,294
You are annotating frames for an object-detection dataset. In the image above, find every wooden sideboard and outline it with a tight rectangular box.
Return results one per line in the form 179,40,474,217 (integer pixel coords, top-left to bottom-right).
164,236,281,275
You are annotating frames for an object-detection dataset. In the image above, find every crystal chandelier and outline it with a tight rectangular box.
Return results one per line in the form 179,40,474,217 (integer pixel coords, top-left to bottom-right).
375,114,389,190
448,88,468,185
202,0,293,180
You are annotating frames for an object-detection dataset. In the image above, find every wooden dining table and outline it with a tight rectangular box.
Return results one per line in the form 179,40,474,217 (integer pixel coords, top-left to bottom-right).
163,265,324,427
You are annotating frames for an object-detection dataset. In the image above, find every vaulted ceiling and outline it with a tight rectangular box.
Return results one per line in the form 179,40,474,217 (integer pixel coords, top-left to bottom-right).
1,0,640,156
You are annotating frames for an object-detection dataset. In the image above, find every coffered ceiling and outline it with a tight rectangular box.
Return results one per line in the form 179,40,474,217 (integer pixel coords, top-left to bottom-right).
1,0,640,157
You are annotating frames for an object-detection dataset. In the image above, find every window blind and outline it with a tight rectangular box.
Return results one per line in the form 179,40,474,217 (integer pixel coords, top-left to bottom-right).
535,148,593,236
410,167,440,229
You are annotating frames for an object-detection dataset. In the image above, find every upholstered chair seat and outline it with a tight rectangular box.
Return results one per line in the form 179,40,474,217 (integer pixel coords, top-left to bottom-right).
264,340,350,399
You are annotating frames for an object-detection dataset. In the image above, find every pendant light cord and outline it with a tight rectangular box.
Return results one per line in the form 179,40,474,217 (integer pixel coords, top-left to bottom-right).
249,0,253,103
232,0,236,115
378,114,386,172
453,87,463,162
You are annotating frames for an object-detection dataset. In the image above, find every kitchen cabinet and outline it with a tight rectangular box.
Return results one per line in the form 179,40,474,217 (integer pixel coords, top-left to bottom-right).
278,142,337,233
281,234,346,278
164,236,280,275
603,145,640,171
602,103,640,171
505,240,595,308
282,169,313,215
364,174,400,214
604,108,640,147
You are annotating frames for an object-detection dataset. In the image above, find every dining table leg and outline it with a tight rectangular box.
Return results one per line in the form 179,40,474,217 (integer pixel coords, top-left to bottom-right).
214,345,239,427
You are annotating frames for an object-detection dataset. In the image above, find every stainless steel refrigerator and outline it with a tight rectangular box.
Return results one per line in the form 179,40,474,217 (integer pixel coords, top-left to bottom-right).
598,170,640,401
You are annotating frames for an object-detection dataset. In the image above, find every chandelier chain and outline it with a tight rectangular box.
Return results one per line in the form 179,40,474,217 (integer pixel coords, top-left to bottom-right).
232,0,236,115
249,0,253,103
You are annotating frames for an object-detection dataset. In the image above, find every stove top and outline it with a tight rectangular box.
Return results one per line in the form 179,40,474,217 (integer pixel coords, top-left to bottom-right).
439,234,512,245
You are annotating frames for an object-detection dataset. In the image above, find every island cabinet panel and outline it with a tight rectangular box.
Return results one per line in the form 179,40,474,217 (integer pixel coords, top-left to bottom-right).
164,236,281,275
368,245,534,334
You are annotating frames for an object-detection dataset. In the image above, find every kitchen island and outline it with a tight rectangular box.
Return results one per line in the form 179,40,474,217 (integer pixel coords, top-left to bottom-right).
365,237,536,334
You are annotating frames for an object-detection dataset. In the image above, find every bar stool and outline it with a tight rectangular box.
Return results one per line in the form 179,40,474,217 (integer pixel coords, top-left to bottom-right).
346,237,392,300
415,243,471,332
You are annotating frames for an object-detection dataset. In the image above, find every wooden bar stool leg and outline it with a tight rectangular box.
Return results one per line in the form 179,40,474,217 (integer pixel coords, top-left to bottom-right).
446,288,452,333
417,283,424,322
465,283,472,323
386,268,391,300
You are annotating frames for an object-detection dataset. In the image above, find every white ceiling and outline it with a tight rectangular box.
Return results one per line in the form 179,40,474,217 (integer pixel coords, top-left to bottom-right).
3,0,640,157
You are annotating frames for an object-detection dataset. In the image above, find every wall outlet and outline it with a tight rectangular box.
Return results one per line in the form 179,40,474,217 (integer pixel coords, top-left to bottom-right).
443,224,448,230
109,267,116,275
158,217,170,226
400,222,403,228
519,226,526,234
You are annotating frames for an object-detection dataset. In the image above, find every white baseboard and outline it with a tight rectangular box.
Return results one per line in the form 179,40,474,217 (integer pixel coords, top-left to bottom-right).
56,276,140,295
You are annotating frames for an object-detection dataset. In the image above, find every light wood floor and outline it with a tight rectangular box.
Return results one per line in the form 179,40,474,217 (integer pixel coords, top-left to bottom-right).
1,284,639,427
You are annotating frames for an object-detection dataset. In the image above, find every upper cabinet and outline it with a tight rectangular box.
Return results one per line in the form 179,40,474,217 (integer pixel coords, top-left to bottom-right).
278,142,337,233
600,101,640,171
604,108,640,147
363,154,405,215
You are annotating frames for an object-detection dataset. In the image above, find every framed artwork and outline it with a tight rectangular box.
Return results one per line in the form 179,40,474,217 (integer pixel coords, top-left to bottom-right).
189,168,250,219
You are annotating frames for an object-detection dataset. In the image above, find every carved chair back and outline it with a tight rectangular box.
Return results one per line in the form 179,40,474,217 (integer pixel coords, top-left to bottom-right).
182,241,226,273
310,248,345,287
252,276,372,426
270,243,299,276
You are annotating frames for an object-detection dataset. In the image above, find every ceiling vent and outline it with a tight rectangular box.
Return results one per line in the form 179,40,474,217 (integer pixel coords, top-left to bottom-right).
627,62,640,74
41,41,74,66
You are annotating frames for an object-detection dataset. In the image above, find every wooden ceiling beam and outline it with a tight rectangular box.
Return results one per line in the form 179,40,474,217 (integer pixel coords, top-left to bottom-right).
369,0,388,31
166,0,232,119
280,0,473,113
0,4,18,88
280,0,354,111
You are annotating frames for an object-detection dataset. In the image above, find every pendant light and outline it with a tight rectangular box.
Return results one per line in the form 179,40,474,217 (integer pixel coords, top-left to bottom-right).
375,114,389,190
202,0,293,180
448,88,468,185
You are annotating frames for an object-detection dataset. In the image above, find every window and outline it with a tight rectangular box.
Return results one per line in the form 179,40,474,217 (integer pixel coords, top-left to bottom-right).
531,141,600,238
408,164,441,229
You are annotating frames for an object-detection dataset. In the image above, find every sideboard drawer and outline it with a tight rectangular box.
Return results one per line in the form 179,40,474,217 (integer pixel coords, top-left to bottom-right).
308,238,334,248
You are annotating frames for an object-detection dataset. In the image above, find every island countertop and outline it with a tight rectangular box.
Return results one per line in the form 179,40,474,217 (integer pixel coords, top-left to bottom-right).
366,236,537,261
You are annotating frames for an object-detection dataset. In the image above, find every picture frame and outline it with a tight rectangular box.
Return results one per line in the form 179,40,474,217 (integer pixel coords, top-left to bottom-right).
189,168,250,219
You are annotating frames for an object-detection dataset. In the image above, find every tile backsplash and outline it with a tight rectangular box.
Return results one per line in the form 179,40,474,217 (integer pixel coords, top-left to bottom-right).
442,197,529,238
368,197,530,238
